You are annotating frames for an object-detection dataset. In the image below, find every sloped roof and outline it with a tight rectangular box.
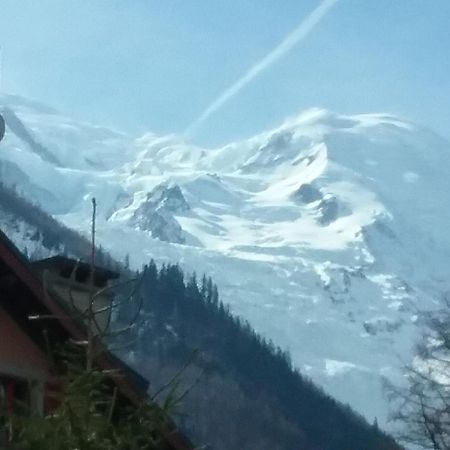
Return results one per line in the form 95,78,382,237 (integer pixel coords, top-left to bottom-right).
32,255,119,286
0,229,193,450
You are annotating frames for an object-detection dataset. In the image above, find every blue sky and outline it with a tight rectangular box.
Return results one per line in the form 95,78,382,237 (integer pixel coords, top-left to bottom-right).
1,0,449,146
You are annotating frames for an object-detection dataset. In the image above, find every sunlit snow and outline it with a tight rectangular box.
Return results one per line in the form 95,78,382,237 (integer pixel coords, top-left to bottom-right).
2,94,450,429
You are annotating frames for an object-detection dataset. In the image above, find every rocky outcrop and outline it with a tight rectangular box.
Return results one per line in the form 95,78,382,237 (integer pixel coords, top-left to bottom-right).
1,107,62,166
130,183,189,244
292,183,323,204
318,196,339,225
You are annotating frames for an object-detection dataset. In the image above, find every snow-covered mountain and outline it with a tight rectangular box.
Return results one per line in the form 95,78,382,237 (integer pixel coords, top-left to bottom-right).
2,93,450,427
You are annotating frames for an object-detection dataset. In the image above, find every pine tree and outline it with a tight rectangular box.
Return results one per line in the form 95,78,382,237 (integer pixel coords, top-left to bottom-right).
2,199,183,449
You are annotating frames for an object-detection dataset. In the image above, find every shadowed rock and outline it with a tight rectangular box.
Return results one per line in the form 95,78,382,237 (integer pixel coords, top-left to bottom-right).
130,183,190,243
292,183,323,204
1,107,62,166
318,196,339,225
0,113,5,142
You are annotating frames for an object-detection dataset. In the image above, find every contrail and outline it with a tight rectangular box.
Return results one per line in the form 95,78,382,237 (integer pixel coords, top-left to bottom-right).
185,0,340,137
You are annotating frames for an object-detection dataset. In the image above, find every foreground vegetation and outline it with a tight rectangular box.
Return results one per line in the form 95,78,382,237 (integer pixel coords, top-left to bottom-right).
0,181,403,449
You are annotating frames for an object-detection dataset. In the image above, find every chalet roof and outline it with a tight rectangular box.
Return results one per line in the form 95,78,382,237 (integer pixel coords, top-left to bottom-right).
0,229,193,450
32,255,120,287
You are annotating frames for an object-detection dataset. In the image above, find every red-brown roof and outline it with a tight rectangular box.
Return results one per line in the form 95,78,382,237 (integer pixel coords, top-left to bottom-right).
0,229,194,450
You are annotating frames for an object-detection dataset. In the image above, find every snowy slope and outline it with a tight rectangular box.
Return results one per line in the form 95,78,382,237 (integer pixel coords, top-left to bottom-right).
2,94,450,427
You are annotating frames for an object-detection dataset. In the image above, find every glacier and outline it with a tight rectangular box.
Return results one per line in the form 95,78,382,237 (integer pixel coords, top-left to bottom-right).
2,93,450,428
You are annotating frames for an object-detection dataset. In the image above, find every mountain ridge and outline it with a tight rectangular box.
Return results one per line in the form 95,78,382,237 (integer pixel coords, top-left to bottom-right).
1,93,449,427
0,180,402,449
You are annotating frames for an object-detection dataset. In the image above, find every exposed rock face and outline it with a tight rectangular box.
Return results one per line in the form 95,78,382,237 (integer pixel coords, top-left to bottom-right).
148,184,190,214
139,211,185,244
1,107,61,166
292,183,323,204
0,113,5,142
242,131,294,171
130,183,189,243
4,95,450,429
363,317,402,335
318,196,339,225
292,185,344,226
106,192,132,220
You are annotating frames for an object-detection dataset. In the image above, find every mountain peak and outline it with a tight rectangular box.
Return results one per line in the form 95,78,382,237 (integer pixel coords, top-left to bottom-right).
2,95,449,429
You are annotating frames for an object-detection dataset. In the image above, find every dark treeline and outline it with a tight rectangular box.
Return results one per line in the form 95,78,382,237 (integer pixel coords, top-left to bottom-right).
0,183,402,449
0,181,119,269
118,261,402,450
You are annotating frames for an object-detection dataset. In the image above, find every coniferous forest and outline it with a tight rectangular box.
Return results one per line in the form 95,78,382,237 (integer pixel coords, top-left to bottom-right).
0,183,402,449
117,261,402,450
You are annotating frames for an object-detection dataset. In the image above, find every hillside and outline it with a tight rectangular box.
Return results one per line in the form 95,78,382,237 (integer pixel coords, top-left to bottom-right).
0,179,401,449
2,93,450,426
